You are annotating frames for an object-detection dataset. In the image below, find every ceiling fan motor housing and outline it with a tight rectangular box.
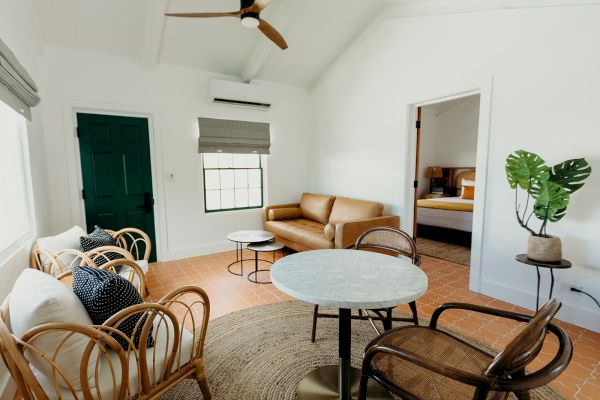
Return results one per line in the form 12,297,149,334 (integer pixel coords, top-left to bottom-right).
241,0,255,10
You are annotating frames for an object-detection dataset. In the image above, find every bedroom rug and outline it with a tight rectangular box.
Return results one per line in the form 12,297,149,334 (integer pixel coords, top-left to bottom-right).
160,301,564,400
417,237,471,266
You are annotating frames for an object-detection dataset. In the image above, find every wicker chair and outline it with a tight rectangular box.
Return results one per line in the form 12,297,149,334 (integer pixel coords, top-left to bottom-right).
358,299,573,400
0,285,212,400
107,227,152,262
311,227,421,342
30,247,95,277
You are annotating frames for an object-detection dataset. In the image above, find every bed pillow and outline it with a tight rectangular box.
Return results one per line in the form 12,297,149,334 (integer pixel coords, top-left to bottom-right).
9,268,96,390
462,179,476,187
72,266,154,350
461,185,475,200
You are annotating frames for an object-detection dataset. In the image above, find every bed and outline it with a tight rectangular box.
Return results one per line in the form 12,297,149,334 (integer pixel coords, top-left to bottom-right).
417,168,475,232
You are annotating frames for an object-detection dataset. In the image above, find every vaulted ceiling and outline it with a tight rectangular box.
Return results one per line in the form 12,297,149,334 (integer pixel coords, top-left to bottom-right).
31,0,391,87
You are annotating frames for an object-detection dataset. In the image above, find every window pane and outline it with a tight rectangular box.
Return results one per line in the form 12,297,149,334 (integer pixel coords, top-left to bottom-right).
247,154,260,168
249,188,262,207
204,170,220,190
218,153,232,168
203,153,219,168
235,188,249,208
232,154,247,168
0,102,28,251
248,169,261,188
221,189,235,209
220,169,234,189
234,170,248,188
205,190,220,211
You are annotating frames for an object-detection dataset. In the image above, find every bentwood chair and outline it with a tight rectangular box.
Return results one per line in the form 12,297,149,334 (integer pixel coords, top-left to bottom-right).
358,299,572,400
30,248,95,277
311,227,421,342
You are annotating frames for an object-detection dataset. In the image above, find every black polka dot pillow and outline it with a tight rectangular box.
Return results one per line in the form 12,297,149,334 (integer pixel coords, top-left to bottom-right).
72,266,154,350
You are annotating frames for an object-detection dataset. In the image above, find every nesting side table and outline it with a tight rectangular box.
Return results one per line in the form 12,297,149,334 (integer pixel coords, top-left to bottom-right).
226,230,275,276
247,241,284,284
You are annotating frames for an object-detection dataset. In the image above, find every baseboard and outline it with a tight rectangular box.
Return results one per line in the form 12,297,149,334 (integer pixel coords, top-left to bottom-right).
480,279,600,333
161,241,233,261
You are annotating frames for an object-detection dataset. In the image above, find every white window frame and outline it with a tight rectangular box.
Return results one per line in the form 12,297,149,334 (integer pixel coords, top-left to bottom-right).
0,101,35,263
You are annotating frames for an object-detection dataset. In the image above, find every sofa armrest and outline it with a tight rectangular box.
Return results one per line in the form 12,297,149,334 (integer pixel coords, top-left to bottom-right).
264,203,300,222
334,215,400,249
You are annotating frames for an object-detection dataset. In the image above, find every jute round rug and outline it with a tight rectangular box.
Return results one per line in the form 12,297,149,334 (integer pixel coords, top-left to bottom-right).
161,301,564,400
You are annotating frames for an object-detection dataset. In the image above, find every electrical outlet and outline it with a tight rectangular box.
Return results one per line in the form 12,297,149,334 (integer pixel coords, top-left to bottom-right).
561,282,583,295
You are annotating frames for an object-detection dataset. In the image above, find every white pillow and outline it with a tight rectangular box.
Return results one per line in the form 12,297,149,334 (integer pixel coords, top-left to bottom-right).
9,268,96,390
36,226,87,269
462,179,476,187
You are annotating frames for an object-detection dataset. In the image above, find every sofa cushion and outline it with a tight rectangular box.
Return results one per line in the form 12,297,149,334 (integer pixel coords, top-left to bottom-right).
9,268,95,390
329,197,384,224
72,267,154,350
268,207,302,221
299,193,336,224
37,226,87,269
265,219,334,250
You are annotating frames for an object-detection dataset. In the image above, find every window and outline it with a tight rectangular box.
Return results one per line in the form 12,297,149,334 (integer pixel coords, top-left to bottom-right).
0,99,33,260
202,153,264,212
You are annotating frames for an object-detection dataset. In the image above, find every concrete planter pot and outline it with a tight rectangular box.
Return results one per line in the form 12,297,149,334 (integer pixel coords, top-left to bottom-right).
527,235,562,262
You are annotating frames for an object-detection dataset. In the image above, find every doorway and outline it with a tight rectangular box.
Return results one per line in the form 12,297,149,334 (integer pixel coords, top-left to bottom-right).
412,94,481,267
77,113,157,261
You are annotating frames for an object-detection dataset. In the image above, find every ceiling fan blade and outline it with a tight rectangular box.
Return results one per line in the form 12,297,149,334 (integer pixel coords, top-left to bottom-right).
165,11,242,18
258,19,288,50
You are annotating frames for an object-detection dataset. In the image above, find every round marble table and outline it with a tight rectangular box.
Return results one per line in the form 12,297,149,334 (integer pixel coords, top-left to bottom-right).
271,249,428,400
226,230,275,276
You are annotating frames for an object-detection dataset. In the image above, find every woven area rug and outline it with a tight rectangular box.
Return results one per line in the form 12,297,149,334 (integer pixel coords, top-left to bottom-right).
417,237,471,266
161,301,564,400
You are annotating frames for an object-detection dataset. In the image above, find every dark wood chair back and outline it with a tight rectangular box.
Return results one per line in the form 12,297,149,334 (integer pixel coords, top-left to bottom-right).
485,298,561,377
355,227,420,265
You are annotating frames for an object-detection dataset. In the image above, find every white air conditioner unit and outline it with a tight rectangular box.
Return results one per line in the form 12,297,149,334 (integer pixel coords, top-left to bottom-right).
210,79,272,110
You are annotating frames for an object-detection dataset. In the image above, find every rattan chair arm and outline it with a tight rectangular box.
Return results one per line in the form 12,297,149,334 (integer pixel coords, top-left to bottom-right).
85,245,135,260
485,323,573,392
111,228,152,261
363,344,490,388
430,302,533,329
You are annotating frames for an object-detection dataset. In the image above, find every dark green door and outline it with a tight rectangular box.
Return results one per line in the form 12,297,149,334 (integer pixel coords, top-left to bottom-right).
77,113,157,261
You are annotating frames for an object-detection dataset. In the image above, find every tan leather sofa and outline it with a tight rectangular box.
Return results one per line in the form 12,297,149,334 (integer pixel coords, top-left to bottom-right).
264,193,400,252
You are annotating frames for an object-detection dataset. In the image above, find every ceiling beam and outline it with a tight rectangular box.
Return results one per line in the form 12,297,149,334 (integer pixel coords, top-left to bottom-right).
141,0,171,69
241,0,299,83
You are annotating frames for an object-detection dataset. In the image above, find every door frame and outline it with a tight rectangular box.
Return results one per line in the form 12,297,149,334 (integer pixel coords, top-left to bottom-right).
61,100,167,261
403,75,494,293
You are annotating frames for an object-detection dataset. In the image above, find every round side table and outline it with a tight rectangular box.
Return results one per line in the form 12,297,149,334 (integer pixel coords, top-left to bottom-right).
246,241,285,284
515,254,572,312
226,230,275,276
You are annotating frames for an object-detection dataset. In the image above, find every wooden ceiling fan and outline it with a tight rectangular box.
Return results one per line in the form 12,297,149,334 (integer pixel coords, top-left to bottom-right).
165,0,288,50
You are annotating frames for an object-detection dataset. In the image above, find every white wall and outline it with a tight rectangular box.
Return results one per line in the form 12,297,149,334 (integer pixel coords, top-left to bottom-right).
38,46,311,261
309,4,600,332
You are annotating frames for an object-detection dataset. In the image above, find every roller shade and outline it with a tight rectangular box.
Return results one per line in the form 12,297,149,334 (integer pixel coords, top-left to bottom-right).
198,117,271,155
0,38,40,120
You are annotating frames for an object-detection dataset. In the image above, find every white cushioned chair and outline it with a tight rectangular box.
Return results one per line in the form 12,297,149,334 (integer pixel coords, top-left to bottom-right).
0,269,211,400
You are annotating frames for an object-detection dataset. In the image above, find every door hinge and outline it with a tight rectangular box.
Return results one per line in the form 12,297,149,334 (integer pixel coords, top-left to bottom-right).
414,180,419,188
416,120,421,129
76,127,80,138
81,189,85,200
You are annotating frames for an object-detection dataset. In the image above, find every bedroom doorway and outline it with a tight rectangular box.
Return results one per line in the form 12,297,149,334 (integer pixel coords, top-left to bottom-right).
413,94,481,267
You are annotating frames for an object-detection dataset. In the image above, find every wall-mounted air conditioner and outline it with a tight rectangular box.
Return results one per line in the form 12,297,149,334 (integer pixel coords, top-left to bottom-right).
210,79,272,110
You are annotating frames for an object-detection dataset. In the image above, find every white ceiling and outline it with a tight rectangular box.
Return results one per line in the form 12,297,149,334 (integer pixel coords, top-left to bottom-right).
31,0,389,87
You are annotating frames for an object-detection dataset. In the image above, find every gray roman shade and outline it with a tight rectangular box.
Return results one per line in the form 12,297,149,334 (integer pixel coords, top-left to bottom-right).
0,37,40,120
198,117,271,155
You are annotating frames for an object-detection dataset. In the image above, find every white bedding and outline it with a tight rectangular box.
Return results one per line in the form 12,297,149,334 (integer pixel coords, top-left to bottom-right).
417,197,474,232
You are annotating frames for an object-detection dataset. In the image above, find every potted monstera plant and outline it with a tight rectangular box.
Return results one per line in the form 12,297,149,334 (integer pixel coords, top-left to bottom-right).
505,150,591,262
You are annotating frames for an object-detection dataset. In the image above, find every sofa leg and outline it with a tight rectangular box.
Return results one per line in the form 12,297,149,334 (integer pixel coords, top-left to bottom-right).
311,304,319,342
195,359,212,400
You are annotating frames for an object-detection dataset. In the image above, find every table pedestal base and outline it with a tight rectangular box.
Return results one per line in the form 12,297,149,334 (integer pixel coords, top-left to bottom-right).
297,365,392,400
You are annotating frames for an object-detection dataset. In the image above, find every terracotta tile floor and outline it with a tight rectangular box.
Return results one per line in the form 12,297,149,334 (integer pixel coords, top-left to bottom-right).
147,249,600,399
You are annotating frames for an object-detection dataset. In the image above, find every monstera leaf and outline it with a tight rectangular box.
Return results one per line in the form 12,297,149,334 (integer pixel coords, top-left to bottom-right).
505,150,550,190
532,180,570,223
549,158,592,194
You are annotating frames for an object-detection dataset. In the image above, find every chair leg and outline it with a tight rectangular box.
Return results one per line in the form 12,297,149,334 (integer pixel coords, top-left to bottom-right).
311,304,319,342
409,301,418,325
513,369,531,400
358,374,369,400
195,359,212,400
